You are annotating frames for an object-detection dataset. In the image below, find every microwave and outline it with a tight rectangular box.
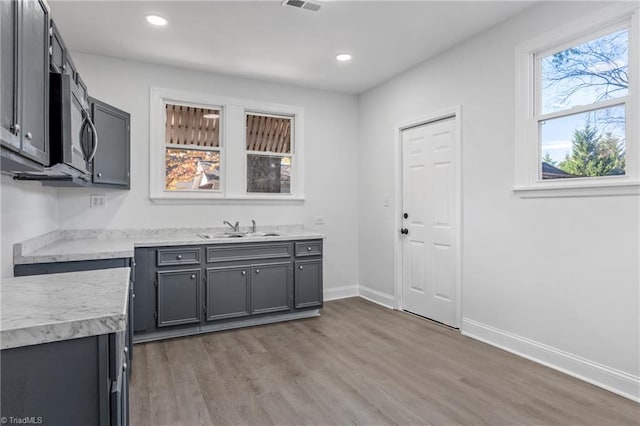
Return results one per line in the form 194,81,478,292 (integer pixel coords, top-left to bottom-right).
48,72,97,178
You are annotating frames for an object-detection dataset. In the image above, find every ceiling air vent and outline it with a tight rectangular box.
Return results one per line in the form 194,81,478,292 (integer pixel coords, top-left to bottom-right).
282,0,321,12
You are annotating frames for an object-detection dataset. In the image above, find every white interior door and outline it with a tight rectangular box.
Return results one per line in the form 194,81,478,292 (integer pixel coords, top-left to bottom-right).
401,116,459,327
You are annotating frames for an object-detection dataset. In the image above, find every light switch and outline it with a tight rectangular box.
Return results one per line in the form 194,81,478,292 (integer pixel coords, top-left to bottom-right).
383,193,390,207
315,216,325,225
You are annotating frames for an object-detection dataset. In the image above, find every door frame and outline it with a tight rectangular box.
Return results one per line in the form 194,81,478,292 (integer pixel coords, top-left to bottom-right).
393,105,463,328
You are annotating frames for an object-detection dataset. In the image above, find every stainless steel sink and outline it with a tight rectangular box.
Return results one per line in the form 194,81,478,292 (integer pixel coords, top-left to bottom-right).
196,231,282,240
196,233,246,239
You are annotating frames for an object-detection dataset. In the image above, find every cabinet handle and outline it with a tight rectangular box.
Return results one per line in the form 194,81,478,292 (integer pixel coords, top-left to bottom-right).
124,347,128,354
12,124,20,135
97,172,103,178
25,132,32,140
191,274,196,279
62,64,67,72
299,265,303,270
307,247,312,251
241,271,246,276
255,269,260,274
177,254,182,260
123,362,128,372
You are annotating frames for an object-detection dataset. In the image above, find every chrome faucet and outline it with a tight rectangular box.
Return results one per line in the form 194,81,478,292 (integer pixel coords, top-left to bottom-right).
223,220,239,233
251,219,256,234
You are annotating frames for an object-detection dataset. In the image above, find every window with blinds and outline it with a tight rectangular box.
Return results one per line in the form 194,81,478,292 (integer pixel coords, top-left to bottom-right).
246,113,293,194
164,103,222,191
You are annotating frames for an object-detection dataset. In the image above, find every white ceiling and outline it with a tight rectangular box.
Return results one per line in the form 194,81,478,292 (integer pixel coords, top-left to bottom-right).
49,1,534,94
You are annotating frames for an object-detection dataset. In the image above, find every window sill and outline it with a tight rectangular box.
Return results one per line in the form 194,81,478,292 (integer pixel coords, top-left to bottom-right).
150,194,305,205
514,181,640,198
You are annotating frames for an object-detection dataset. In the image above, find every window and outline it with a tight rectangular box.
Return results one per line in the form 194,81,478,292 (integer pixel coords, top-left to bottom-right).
150,88,304,202
246,113,292,194
515,5,639,197
164,103,221,191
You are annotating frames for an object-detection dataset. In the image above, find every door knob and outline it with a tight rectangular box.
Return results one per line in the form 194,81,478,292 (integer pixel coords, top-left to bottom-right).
25,132,32,140
241,271,246,276
299,265,303,270
177,254,182,259
255,269,260,274
403,213,408,219
190,274,196,279
12,124,20,134
401,228,409,235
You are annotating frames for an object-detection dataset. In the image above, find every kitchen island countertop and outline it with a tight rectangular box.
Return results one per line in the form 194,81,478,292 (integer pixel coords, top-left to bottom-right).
0,268,131,349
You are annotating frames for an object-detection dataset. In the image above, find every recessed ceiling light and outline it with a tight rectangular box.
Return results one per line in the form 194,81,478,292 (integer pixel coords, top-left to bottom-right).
336,53,352,62
146,14,168,26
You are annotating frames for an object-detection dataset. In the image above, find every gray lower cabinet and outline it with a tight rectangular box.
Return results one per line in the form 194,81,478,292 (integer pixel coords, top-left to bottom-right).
156,269,201,327
295,259,323,309
251,262,292,314
133,239,322,341
205,266,251,320
1,290,131,426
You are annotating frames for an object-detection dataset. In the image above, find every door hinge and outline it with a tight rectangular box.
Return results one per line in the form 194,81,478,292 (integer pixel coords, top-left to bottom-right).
202,306,207,316
154,279,158,287
49,26,53,37
48,46,52,56
154,311,158,320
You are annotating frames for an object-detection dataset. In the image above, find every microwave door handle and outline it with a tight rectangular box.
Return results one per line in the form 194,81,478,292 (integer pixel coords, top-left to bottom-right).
85,116,99,163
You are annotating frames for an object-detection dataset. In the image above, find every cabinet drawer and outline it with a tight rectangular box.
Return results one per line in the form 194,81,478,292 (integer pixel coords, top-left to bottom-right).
295,241,322,257
206,243,292,263
157,248,200,266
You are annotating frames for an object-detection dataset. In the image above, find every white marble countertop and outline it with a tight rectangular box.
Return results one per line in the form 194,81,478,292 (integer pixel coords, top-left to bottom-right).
14,226,325,265
1,268,131,350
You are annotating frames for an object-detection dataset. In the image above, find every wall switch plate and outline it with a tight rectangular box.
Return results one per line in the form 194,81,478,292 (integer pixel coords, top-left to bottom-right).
314,216,325,225
90,194,107,209
383,193,390,207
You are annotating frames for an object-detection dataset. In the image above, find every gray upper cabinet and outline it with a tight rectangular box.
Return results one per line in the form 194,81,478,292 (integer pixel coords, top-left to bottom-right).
0,0,50,167
157,269,201,328
49,20,66,73
251,262,292,314
0,0,19,151
205,266,251,321
90,97,131,188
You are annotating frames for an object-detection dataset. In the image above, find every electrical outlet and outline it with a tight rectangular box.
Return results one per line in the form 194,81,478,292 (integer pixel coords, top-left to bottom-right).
90,194,107,209
314,216,325,225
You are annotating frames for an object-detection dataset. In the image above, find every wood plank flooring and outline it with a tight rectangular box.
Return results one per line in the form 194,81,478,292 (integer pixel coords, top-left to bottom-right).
130,297,640,425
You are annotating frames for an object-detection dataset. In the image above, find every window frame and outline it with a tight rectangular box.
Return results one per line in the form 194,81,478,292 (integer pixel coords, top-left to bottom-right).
514,4,640,198
150,87,305,202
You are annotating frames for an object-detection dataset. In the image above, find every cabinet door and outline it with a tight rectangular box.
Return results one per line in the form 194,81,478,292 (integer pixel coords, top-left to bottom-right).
251,262,292,315
20,0,49,165
294,259,323,309
156,269,201,328
205,266,250,321
90,98,130,188
0,0,19,150
49,20,66,73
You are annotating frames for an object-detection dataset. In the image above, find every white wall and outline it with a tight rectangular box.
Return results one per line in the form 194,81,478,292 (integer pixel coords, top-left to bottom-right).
1,176,59,277
358,1,639,399
55,53,360,297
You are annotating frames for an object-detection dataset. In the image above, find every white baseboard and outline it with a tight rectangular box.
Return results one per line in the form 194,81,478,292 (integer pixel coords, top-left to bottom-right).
324,285,358,301
462,317,640,403
358,285,396,309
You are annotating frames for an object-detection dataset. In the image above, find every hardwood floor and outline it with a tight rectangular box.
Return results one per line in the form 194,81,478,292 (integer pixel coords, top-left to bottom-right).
130,297,640,426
